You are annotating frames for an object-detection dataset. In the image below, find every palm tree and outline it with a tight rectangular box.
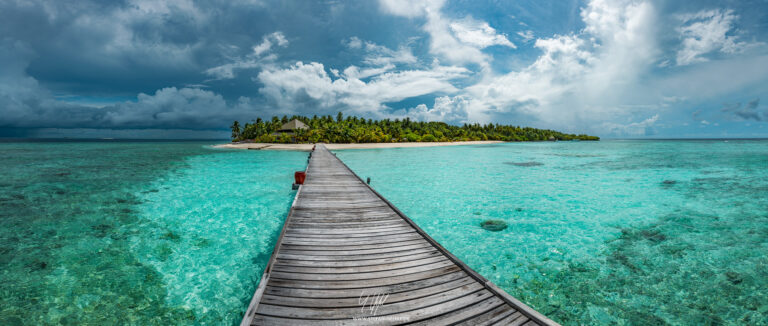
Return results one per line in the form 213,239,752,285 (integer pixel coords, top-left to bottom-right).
230,121,241,141
227,114,598,143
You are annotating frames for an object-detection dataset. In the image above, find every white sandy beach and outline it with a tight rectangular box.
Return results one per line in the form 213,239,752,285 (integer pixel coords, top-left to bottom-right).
213,141,505,151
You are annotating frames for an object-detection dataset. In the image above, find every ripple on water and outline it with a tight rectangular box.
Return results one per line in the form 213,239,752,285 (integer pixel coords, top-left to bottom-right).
505,161,545,167
0,142,305,325
336,140,768,325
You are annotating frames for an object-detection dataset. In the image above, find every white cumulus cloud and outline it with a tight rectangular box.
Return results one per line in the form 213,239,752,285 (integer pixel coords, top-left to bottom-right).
205,31,289,80
378,0,512,67
459,0,662,130
400,95,470,124
378,0,444,18
676,9,745,66
602,114,659,136
252,31,288,56
257,61,468,116
449,17,515,49
343,37,417,68
517,30,535,42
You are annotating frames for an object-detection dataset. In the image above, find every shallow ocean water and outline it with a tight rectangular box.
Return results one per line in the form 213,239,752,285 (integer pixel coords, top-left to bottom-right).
2,140,767,325
335,140,768,325
0,141,305,325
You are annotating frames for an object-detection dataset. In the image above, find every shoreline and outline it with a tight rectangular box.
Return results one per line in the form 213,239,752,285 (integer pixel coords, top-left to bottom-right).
212,141,505,151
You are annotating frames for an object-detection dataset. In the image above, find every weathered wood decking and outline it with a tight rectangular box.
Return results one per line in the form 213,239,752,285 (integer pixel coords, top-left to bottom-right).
241,144,558,325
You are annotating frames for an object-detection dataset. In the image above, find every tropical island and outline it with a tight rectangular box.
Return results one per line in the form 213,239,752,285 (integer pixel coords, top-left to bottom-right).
229,113,599,143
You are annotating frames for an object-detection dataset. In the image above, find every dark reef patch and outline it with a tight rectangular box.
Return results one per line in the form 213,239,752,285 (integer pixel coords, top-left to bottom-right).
505,161,544,167
91,224,113,237
480,219,508,231
161,231,181,242
725,271,743,285
619,227,667,243
547,153,604,158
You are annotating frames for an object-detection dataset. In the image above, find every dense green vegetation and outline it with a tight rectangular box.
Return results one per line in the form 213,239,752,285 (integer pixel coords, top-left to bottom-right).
230,113,599,143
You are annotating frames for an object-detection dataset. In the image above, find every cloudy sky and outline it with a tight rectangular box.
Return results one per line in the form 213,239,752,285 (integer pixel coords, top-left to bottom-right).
1,0,767,138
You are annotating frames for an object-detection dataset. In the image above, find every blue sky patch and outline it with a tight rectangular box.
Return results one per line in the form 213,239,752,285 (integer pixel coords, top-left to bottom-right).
0,0,766,138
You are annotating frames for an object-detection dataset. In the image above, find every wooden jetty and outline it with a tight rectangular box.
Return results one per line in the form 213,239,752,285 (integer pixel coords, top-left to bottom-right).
241,144,558,325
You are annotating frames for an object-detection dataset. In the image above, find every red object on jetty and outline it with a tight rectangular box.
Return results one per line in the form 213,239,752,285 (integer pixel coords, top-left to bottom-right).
294,171,306,185
312,145,316,151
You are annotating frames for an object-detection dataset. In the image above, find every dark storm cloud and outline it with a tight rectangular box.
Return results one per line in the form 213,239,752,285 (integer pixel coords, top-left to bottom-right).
0,0,417,131
721,98,763,121
691,109,701,120
2,0,204,95
0,37,261,129
0,0,411,97
3,0,768,138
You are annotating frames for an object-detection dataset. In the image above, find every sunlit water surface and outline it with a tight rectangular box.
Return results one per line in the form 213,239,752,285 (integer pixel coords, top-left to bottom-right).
2,140,767,325
335,140,768,325
0,141,305,325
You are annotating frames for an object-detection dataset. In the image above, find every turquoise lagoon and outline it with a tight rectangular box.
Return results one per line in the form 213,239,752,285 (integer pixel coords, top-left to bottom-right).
336,140,768,325
0,141,305,325
1,140,766,325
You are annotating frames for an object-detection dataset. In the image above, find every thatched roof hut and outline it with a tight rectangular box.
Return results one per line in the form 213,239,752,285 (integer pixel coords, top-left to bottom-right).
278,119,309,132
272,119,310,137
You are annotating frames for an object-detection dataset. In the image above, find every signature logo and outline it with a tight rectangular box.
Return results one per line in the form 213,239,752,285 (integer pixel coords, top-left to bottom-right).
359,290,390,316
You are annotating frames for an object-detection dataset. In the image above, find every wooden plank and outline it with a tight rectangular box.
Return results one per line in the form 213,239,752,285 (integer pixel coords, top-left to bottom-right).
291,209,397,215
273,250,443,268
282,231,420,242
366,290,495,323
275,247,439,262
277,242,433,257
290,213,401,219
285,225,409,233
279,241,425,252
280,234,423,246
260,283,483,316
267,266,463,289
283,228,414,238
280,235,422,246
287,216,403,224
493,311,528,325
251,315,350,326
288,221,405,229
297,200,382,204
289,217,403,223
455,304,516,326
288,220,407,227
263,271,469,299
269,260,456,281
241,144,556,326
256,285,485,319
270,256,448,274
481,310,522,325
260,277,476,307
408,296,505,325
280,239,426,252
